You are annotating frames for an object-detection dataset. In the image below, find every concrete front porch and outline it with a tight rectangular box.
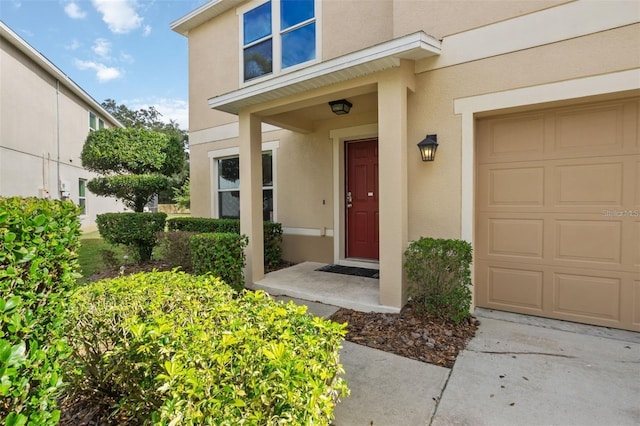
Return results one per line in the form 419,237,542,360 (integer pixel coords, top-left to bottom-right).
250,262,400,313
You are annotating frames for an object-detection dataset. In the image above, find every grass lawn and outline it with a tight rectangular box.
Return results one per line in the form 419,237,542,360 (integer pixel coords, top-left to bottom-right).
77,213,188,281
78,230,125,281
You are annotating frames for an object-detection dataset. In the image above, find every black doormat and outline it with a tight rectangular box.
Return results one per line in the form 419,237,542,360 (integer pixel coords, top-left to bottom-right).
315,264,379,279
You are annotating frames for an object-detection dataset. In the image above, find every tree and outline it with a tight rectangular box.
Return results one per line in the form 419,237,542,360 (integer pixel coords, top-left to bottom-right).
81,128,185,212
102,99,189,204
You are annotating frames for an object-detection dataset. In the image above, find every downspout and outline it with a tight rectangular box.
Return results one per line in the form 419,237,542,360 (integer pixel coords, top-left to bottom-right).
56,79,61,200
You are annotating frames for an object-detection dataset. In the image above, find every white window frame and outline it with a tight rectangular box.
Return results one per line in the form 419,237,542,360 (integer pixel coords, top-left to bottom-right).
208,141,279,220
238,0,321,86
89,111,105,131
78,178,87,216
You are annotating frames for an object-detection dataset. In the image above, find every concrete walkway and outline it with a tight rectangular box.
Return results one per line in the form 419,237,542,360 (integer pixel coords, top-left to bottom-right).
254,262,398,313
276,295,640,426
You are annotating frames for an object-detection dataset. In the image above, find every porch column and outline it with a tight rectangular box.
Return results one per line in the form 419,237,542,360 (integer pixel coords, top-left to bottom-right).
377,61,415,308
239,111,264,285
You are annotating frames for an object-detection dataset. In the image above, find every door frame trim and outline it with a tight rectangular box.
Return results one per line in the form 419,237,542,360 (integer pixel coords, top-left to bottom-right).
330,123,378,268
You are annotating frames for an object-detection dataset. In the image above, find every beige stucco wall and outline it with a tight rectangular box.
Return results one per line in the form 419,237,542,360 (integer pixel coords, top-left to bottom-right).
190,23,639,259
188,8,240,132
321,0,392,59
1,29,126,230
406,23,640,241
181,1,639,304
392,0,566,39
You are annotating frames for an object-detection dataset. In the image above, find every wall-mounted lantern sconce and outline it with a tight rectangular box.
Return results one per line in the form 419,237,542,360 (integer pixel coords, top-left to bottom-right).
417,134,438,161
328,99,352,115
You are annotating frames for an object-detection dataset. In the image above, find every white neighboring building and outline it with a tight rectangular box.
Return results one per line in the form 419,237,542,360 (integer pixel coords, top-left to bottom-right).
0,21,127,230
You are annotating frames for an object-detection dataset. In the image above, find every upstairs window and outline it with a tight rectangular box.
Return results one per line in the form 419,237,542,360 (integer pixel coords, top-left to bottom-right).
242,0,317,82
89,111,105,131
78,179,87,215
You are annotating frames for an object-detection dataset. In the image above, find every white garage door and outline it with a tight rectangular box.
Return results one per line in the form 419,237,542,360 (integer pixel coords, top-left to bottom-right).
476,97,639,331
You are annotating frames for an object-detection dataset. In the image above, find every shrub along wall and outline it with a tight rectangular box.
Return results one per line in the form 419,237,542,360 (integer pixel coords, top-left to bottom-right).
404,237,473,324
167,217,283,269
190,232,248,293
0,197,81,425
65,271,349,425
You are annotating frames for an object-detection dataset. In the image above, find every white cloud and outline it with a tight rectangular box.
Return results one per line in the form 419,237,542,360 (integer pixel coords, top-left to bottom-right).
92,0,143,34
119,52,134,63
143,25,152,37
74,59,123,83
92,38,112,59
66,39,81,50
64,2,87,19
128,98,189,131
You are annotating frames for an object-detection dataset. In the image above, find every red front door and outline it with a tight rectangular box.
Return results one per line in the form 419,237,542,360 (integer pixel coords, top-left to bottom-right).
346,138,379,260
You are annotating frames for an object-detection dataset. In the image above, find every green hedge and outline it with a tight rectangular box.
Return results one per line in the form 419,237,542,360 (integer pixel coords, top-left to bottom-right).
65,271,349,425
404,237,473,323
96,212,167,261
190,233,248,292
0,197,81,425
167,217,283,269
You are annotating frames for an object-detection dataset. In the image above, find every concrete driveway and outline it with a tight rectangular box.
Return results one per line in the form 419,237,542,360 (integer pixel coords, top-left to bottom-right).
432,315,640,426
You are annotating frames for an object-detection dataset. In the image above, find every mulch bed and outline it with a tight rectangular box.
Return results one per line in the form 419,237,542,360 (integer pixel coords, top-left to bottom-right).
330,305,477,369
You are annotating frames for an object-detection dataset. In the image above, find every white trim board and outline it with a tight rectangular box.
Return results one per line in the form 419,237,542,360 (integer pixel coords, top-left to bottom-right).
192,122,281,146
417,0,640,72
283,227,334,237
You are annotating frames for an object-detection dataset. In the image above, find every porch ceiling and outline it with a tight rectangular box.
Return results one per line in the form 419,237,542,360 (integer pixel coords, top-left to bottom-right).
208,31,441,115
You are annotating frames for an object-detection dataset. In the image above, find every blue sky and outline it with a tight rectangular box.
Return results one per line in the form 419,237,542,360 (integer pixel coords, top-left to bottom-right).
1,0,205,129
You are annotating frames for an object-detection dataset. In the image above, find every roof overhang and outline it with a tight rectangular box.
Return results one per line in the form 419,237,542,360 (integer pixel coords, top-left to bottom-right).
0,21,123,128
208,31,441,115
171,0,243,36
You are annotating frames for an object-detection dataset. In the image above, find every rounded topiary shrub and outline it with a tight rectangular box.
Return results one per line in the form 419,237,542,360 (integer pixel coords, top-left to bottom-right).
96,212,167,261
64,271,349,425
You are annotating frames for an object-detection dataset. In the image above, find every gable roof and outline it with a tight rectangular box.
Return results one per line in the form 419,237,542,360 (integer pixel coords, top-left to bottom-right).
0,20,123,128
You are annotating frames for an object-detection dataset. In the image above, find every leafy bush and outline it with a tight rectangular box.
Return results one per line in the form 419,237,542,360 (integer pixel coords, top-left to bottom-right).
263,222,283,271
0,197,81,425
96,212,167,262
81,128,185,212
190,233,248,292
167,217,238,233
65,271,349,425
156,231,196,270
172,178,190,210
404,237,473,323
167,217,283,269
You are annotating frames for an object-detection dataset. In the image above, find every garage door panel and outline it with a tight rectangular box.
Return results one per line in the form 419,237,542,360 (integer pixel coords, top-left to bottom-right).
553,272,621,322
484,167,545,207
488,218,543,258
634,280,640,326
488,266,543,311
555,220,621,264
477,114,544,163
554,104,624,154
476,97,639,331
554,162,623,207
635,160,640,207
635,221,640,267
